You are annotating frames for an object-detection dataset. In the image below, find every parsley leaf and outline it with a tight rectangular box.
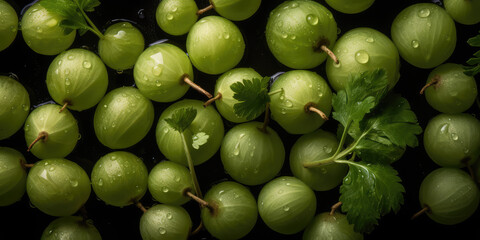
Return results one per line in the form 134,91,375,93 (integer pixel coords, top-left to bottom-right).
40,0,101,36
230,77,270,120
192,132,209,149
465,31,480,76
352,94,423,164
339,161,405,233
164,107,197,133
332,68,389,128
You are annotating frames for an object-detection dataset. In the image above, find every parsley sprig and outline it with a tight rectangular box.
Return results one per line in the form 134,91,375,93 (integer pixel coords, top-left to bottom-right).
40,0,104,38
230,76,272,121
304,69,422,233
465,31,480,76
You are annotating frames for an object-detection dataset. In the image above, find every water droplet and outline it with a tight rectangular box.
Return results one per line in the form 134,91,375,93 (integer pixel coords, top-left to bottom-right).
70,180,78,187
218,190,225,195
162,186,169,193
23,104,29,111
281,108,287,114
440,123,449,134
366,37,374,43
155,80,162,87
172,7,178,12
110,155,117,160
83,61,91,69
355,50,369,64
233,142,240,156
320,167,328,174
163,128,169,133
223,32,230,39
49,166,55,171
281,32,288,39
289,35,296,40
285,100,293,107
418,8,430,18
57,60,62,66
411,40,419,49
344,177,351,185
306,14,319,25
278,189,284,194
64,69,70,75
46,19,58,27
166,14,173,20
174,177,181,182
48,230,53,235
67,55,75,60
152,65,163,76
451,133,458,141
285,182,291,186
166,213,173,219
36,26,43,33
450,91,458,97
77,134,81,140
290,2,298,8
158,227,166,235
283,205,290,211
464,148,470,154
337,27,341,35
103,104,108,108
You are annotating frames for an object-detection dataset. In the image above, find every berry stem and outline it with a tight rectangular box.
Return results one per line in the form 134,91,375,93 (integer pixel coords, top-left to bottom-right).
330,201,342,215
59,101,70,113
135,201,148,213
27,131,49,152
197,4,214,15
183,74,213,99
320,45,339,64
180,132,204,199
203,92,222,107
23,163,35,168
190,221,204,236
411,206,430,220
185,191,212,210
259,103,270,134
305,103,328,120
419,75,440,94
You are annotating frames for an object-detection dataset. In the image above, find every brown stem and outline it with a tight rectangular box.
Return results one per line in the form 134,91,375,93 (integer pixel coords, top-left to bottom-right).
330,201,342,215
59,101,70,113
259,103,270,133
305,103,328,120
183,74,213,99
197,4,213,15
190,221,204,236
320,45,339,64
185,191,213,210
27,131,48,152
135,201,148,213
419,75,440,94
203,92,222,107
411,206,430,220
23,163,35,168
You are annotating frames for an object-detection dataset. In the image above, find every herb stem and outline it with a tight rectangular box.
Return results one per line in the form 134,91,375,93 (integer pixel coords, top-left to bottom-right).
332,120,352,159
259,103,270,133
180,132,203,199
268,88,283,96
74,0,104,39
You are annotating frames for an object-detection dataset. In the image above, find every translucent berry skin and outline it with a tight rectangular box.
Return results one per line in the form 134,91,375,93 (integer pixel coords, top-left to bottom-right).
423,113,480,168
419,168,480,225
289,129,347,191
26,158,91,217
156,0,198,36
326,27,400,92
201,181,258,240
140,204,192,240
391,3,456,69
444,0,480,25
211,0,262,21
134,43,193,102
0,0,18,52
46,48,109,111
214,68,262,123
186,16,245,75
98,22,145,71
20,2,76,55
93,87,154,149
325,0,375,14
221,121,285,186
40,216,102,240
258,176,317,235
269,70,332,135
0,147,27,206
303,212,364,240
265,0,337,69
424,63,477,114
24,104,79,159
156,99,224,166
148,161,194,205
0,76,30,140
91,151,148,207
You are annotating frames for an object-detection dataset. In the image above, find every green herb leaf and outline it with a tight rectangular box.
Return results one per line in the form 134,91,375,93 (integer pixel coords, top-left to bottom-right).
351,94,422,164
192,132,209,149
231,77,270,120
164,107,197,133
339,161,405,233
332,68,389,127
465,31,480,76
78,0,101,12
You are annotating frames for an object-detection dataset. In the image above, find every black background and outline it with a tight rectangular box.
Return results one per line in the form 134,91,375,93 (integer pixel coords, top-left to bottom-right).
1,0,479,239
